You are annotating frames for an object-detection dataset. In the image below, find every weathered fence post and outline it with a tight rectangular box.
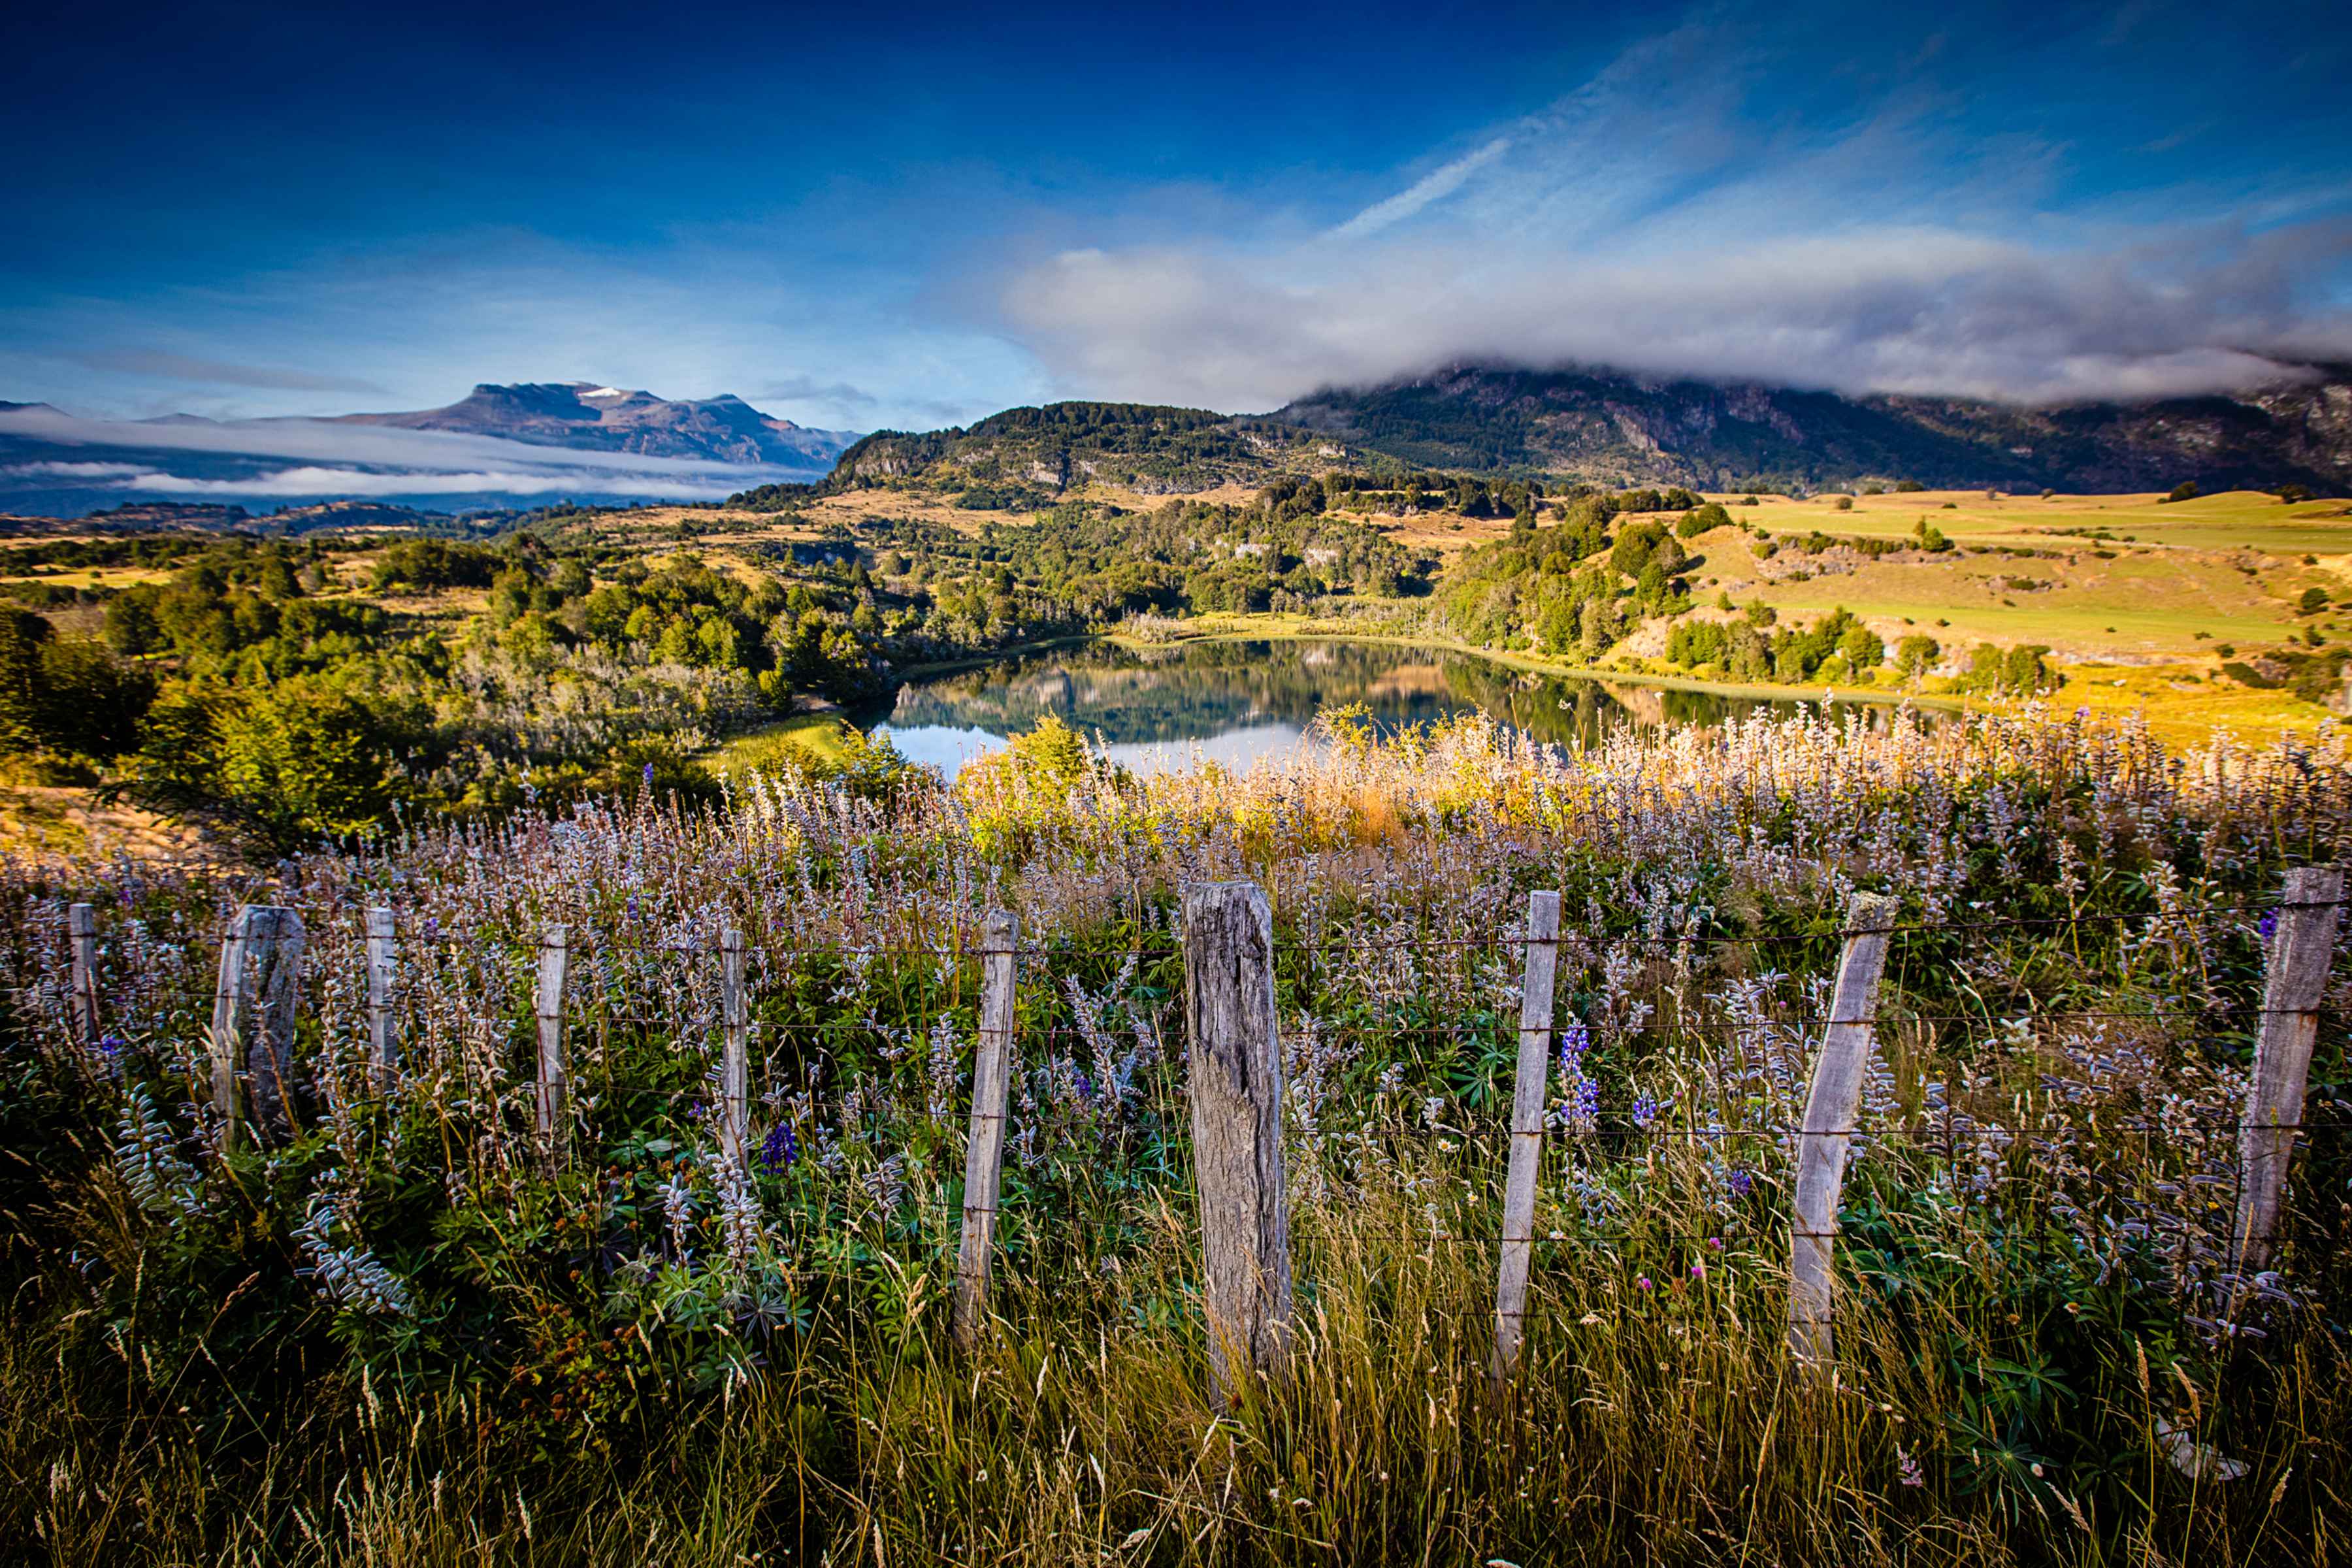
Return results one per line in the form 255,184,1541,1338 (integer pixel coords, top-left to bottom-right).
1492,889,1562,1389
953,909,1020,1352
365,907,397,1089
1183,880,1292,1401
208,912,248,1136
534,924,570,1168
67,902,100,1046
207,906,307,1147
2233,866,2345,1275
1788,892,1899,1364
719,927,751,1171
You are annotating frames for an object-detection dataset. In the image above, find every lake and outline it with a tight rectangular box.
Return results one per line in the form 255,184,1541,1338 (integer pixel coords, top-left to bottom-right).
853,638,1801,777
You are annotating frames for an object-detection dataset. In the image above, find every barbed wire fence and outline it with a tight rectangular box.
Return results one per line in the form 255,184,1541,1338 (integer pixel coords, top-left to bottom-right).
12,868,2347,1388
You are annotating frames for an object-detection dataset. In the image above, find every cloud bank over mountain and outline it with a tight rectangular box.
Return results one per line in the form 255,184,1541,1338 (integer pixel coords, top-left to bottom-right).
5,0,2348,430
0,399,834,515
994,7,2352,412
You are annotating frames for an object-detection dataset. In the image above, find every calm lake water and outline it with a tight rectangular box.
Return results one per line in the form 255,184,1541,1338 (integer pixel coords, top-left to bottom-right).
855,638,1799,777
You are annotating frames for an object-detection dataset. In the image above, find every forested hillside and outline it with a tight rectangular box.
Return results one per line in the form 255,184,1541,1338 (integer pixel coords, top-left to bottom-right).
787,401,1334,500
1276,364,2352,493
0,485,1445,853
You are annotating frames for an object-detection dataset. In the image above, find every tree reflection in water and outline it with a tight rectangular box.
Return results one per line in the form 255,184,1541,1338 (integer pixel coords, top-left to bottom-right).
855,639,1909,776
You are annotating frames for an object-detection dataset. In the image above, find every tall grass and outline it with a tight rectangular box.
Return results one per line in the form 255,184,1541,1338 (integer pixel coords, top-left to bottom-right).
2,702,2349,1563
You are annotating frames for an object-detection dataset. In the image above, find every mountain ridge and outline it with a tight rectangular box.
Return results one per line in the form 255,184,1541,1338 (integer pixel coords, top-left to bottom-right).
335,381,859,468
1269,363,2352,492
789,364,2352,498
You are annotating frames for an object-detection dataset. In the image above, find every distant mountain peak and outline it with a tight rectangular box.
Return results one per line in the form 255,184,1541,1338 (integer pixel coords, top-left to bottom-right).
335,382,858,468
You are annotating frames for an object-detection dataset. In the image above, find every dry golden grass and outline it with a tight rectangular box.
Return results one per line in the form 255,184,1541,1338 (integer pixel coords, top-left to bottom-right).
0,782,208,861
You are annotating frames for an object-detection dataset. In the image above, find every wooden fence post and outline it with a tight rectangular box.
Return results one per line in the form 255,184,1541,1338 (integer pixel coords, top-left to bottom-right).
365,907,398,1089
1788,892,1899,1364
67,902,100,1047
1492,889,1562,1388
719,927,751,1171
208,906,306,1147
1183,880,1292,1402
2233,866,2345,1275
535,925,570,1168
208,910,248,1139
953,909,1020,1352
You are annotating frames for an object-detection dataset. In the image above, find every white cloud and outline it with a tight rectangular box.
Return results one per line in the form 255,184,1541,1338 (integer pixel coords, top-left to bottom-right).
1,225,1042,433
0,406,811,504
103,466,746,500
990,12,2352,411
1330,138,1512,240
3,460,156,479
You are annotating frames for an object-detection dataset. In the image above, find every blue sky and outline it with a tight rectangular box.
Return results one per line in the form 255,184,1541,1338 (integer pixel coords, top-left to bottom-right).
4,0,2350,431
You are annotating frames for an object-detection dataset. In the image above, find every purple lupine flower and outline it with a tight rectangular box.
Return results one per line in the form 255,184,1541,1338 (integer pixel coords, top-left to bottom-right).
1557,1022,1590,1075
1556,1075,1600,1133
642,761,656,787
1725,1167,1754,1199
758,1122,798,1174
1555,1021,1600,1134
1074,1071,1095,1102
2259,910,2279,944
1630,1092,1661,1130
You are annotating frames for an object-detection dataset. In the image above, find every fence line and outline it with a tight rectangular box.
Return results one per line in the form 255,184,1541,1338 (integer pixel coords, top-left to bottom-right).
35,866,2349,1377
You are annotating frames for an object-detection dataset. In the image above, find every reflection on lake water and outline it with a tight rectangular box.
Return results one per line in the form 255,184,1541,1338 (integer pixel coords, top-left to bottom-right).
857,639,1822,777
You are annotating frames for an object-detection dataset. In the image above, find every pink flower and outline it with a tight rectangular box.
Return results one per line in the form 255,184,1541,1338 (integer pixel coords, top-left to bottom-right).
1690,1261,1706,1281
1635,1275,1654,1291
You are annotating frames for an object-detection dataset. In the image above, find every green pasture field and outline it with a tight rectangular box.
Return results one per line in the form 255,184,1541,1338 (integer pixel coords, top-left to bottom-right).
1725,487,2352,555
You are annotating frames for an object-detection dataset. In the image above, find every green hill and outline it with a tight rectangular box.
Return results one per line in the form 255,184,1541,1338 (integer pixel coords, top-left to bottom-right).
821,401,1332,498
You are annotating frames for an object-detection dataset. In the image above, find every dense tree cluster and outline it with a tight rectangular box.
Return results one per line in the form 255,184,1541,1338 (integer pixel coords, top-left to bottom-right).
860,496,1433,623
1663,607,1884,684
1434,494,1705,656
2,535,941,849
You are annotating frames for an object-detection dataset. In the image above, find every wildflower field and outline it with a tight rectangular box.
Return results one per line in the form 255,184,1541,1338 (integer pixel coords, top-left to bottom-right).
3,706,2350,1565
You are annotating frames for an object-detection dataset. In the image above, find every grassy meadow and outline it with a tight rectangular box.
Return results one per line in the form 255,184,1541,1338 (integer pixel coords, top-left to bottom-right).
4,706,2352,1563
